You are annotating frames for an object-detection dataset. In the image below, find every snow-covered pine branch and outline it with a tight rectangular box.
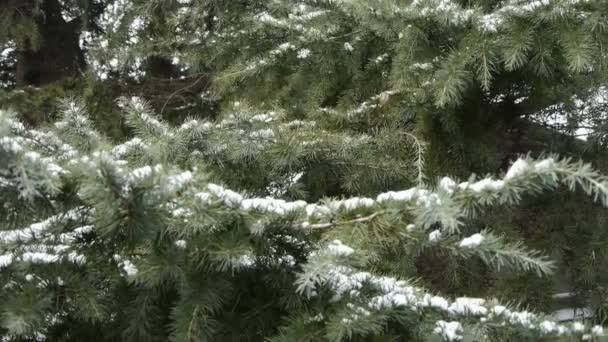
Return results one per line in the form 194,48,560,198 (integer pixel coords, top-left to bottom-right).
1,107,608,340
294,240,604,341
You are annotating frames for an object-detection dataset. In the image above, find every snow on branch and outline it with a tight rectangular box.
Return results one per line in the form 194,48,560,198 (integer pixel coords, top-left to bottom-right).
188,157,608,228
1,107,607,340
296,240,604,341
334,0,586,32
0,208,88,245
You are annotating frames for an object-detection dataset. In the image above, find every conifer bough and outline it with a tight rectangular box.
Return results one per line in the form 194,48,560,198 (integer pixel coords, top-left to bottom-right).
1,101,608,341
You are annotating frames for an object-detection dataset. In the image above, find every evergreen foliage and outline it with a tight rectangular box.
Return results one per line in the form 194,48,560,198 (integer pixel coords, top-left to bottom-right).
1,0,608,341
142,0,608,323
169,0,608,174
0,101,607,341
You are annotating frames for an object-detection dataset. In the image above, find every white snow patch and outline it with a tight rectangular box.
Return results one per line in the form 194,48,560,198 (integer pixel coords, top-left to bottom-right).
0,253,14,268
439,177,457,194
122,260,138,276
429,230,442,242
434,320,463,341
297,49,312,59
327,240,354,257
469,179,504,192
506,159,529,179
459,233,484,248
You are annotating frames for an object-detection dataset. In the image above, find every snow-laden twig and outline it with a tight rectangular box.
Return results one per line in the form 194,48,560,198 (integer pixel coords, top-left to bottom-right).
296,240,604,340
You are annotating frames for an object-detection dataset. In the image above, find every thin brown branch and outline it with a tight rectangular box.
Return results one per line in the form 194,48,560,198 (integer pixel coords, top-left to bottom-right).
160,74,207,115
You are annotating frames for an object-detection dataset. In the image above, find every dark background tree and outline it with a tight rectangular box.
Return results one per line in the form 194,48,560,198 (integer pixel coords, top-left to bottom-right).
0,0,110,87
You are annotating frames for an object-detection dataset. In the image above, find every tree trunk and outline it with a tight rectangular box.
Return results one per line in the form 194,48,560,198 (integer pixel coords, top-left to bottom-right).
15,0,85,87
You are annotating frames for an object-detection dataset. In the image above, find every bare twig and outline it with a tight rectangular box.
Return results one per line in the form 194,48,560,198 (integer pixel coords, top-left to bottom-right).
160,74,207,115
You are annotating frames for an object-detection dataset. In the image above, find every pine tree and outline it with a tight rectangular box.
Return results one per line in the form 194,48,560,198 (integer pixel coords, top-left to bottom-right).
113,0,608,324
0,98,607,341
167,0,608,175
2,0,608,341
